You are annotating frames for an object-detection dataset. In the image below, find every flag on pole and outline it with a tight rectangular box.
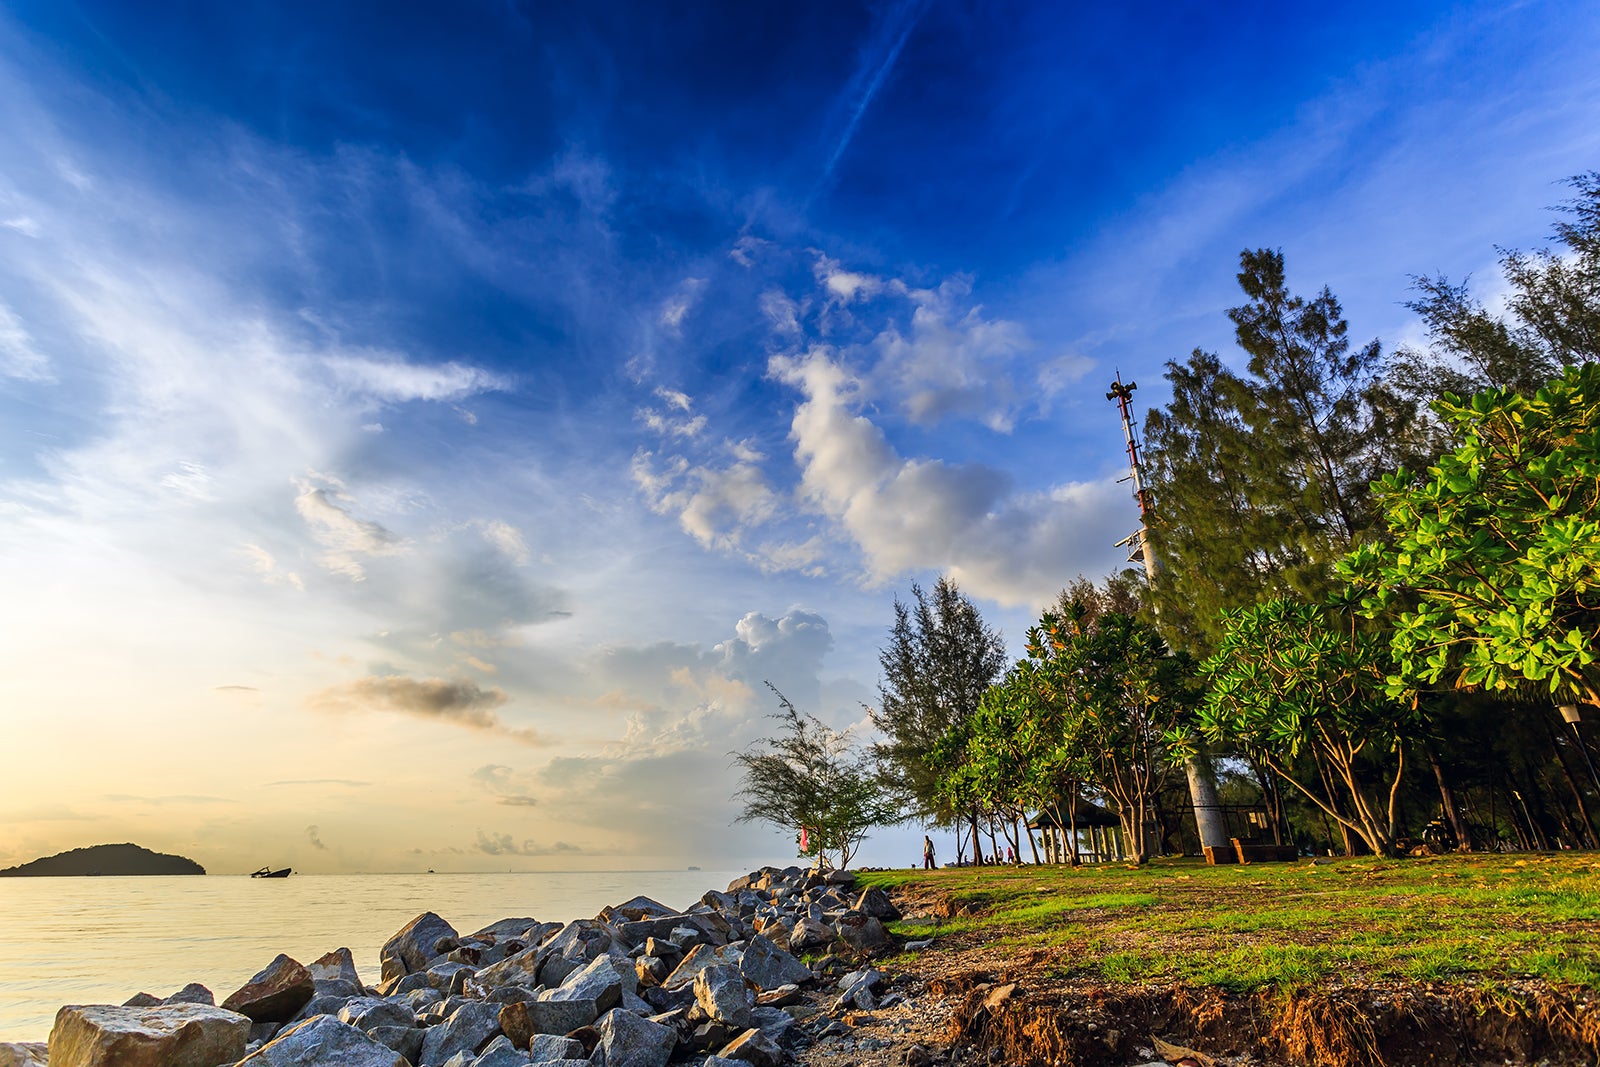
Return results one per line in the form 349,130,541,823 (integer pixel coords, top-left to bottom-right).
799,826,809,851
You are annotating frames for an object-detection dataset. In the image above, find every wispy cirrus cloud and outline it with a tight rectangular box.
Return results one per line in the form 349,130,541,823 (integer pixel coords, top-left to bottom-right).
307,675,542,744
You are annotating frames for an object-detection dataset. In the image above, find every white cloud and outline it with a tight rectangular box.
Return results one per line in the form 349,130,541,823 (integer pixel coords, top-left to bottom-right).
0,301,52,381
325,353,508,404
293,473,408,580
658,277,707,334
479,520,530,565
813,254,882,303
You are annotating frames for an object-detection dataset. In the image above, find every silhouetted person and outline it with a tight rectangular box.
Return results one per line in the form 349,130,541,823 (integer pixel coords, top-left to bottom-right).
923,835,935,870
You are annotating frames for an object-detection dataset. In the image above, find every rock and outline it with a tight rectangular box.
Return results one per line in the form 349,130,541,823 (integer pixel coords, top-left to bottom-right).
663,944,743,991
287,992,350,1025
715,1028,782,1067
161,983,215,1006
0,1043,47,1067
471,917,542,942
499,999,600,1045
823,870,856,887
905,1045,934,1067
222,954,316,1023
48,1003,250,1067
748,1008,794,1041
121,993,162,1008
643,938,682,966
430,960,479,994
737,935,811,992
601,896,678,923
787,917,833,953
473,943,544,991
903,939,934,952
535,920,622,988
380,911,460,985
545,954,624,1012
590,1007,677,1067
420,1002,504,1066
249,1022,281,1045
308,947,364,989
527,1034,586,1062
636,956,669,986
369,1025,426,1062
392,972,433,996
754,985,801,1008
238,1015,408,1066
834,912,889,951
468,1035,529,1067
693,966,752,1029
690,1021,734,1052
836,968,883,993
338,996,415,1031
852,887,902,921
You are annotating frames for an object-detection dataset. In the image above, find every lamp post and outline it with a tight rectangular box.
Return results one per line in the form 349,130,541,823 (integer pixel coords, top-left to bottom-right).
1558,703,1600,801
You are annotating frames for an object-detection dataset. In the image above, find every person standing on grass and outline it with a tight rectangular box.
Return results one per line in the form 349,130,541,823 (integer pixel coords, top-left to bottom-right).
923,835,936,870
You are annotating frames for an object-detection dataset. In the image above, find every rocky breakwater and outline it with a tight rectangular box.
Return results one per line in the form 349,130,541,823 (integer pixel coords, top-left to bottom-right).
0,866,913,1067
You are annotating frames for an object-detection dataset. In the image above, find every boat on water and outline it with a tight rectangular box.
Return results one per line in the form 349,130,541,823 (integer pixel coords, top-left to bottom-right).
250,866,292,879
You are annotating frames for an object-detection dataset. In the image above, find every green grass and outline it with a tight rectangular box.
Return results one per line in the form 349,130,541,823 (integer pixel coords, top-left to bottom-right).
860,853,1600,995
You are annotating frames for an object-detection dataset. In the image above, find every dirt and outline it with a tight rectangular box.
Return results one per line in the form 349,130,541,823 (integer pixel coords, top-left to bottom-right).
787,880,1600,1067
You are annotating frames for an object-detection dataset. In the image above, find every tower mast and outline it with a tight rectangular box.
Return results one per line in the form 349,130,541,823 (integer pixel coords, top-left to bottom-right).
1105,375,1229,857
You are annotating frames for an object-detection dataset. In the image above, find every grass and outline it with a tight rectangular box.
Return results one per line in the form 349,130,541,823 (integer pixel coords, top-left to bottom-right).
863,852,1600,995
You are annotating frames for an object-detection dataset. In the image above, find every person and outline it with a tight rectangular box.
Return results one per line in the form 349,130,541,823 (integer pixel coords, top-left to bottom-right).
1005,845,1016,864
923,835,936,870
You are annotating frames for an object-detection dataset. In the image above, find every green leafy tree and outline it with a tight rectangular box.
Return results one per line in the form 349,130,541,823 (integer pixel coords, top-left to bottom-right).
1341,363,1600,706
1144,251,1403,652
871,577,1007,860
733,687,898,870
1199,598,1421,856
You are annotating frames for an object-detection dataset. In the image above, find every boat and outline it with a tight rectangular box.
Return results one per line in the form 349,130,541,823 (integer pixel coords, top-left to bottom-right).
250,866,292,878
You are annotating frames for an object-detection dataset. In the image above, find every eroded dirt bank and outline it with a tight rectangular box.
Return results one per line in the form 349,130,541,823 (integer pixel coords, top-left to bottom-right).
792,877,1600,1067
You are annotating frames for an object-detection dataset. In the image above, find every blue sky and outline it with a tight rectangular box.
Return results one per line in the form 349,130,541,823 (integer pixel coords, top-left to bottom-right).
0,0,1597,873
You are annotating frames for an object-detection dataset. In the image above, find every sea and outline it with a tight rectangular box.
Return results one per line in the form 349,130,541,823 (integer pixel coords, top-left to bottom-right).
0,869,741,1045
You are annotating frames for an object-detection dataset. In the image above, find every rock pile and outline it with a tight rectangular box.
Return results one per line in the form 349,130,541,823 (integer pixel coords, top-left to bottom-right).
20,866,905,1067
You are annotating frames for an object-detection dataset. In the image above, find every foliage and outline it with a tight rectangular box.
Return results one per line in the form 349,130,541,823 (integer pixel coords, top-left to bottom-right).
871,576,1007,856
1341,363,1600,705
1200,598,1421,856
732,687,897,870
1144,250,1402,653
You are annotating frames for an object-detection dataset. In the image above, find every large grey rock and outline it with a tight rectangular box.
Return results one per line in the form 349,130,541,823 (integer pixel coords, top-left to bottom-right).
787,917,833,953
238,1015,408,1066
369,1025,426,1062
430,960,479,994
535,920,623,988
381,912,460,985
222,954,316,1023
338,996,415,1031
161,983,215,1006
545,954,623,1012
308,947,364,989
499,999,599,1046
473,943,543,991
748,1008,795,1042
852,887,901,921
467,1035,529,1067
834,912,889,951
692,965,752,1030
48,1003,250,1067
527,1034,585,1062
288,992,351,1025
661,944,742,991
737,935,810,992
716,1028,782,1067
600,896,677,923
0,1043,47,1067
421,1002,503,1065
590,1008,677,1067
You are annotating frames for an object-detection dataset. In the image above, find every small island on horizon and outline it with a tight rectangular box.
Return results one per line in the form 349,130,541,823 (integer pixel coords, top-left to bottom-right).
0,842,205,877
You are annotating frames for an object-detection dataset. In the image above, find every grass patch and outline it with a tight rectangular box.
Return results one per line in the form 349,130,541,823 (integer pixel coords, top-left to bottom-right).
858,853,1600,994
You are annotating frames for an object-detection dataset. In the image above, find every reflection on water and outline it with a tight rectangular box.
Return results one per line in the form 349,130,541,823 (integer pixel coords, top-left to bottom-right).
0,870,739,1043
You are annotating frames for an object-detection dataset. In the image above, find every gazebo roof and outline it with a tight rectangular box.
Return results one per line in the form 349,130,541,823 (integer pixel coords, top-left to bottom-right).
1026,800,1121,829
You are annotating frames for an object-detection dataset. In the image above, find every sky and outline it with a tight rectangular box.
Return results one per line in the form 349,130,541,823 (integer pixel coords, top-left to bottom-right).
1,1,1597,874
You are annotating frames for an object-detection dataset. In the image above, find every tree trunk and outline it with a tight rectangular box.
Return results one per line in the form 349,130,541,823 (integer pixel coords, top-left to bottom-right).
1184,747,1230,854
1543,715,1600,847
1424,740,1472,851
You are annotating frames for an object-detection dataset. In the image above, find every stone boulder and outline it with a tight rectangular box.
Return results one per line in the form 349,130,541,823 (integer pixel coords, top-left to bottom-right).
661,943,742,991
527,1034,586,1062
590,1008,677,1067
787,917,833,952
499,999,599,1046
692,965,752,1030
381,911,460,985
369,1025,426,1063
545,953,624,1012
237,1015,408,1066
600,896,678,923
48,1003,250,1067
222,954,316,1023
0,1043,48,1067
473,943,544,991
737,935,810,992
420,1001,503,1066
308,947,364,989
462,1034,527,1067
834,912,889,951
716,1028,782,1067
535,920,623,988
161,983,215,1006
853,887,902,921
338,996,416,1032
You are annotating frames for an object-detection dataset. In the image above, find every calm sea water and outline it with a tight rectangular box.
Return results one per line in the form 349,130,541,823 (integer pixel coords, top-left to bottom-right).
0,870,741,1044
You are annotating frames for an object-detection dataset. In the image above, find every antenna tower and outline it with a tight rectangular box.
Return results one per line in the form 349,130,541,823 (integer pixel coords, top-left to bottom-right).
1106,375,1157,585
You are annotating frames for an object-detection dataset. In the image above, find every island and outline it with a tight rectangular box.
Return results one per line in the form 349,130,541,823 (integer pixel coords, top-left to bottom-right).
0,842,205,876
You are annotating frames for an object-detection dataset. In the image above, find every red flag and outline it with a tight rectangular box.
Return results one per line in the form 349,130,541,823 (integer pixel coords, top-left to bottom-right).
799,826,809,851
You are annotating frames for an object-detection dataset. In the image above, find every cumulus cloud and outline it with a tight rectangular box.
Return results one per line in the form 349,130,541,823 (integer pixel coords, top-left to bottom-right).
325,353,509,403
307,675,541,744
475,831,580,857
471,763,540,807
631,448,776,551
769,346,1127,606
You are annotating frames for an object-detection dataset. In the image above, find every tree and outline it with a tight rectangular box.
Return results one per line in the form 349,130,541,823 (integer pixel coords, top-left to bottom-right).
1198,598,1421,857
1341,363,1600,706
1144,250,1404,652
871,577,1007,859
733,687,897,870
